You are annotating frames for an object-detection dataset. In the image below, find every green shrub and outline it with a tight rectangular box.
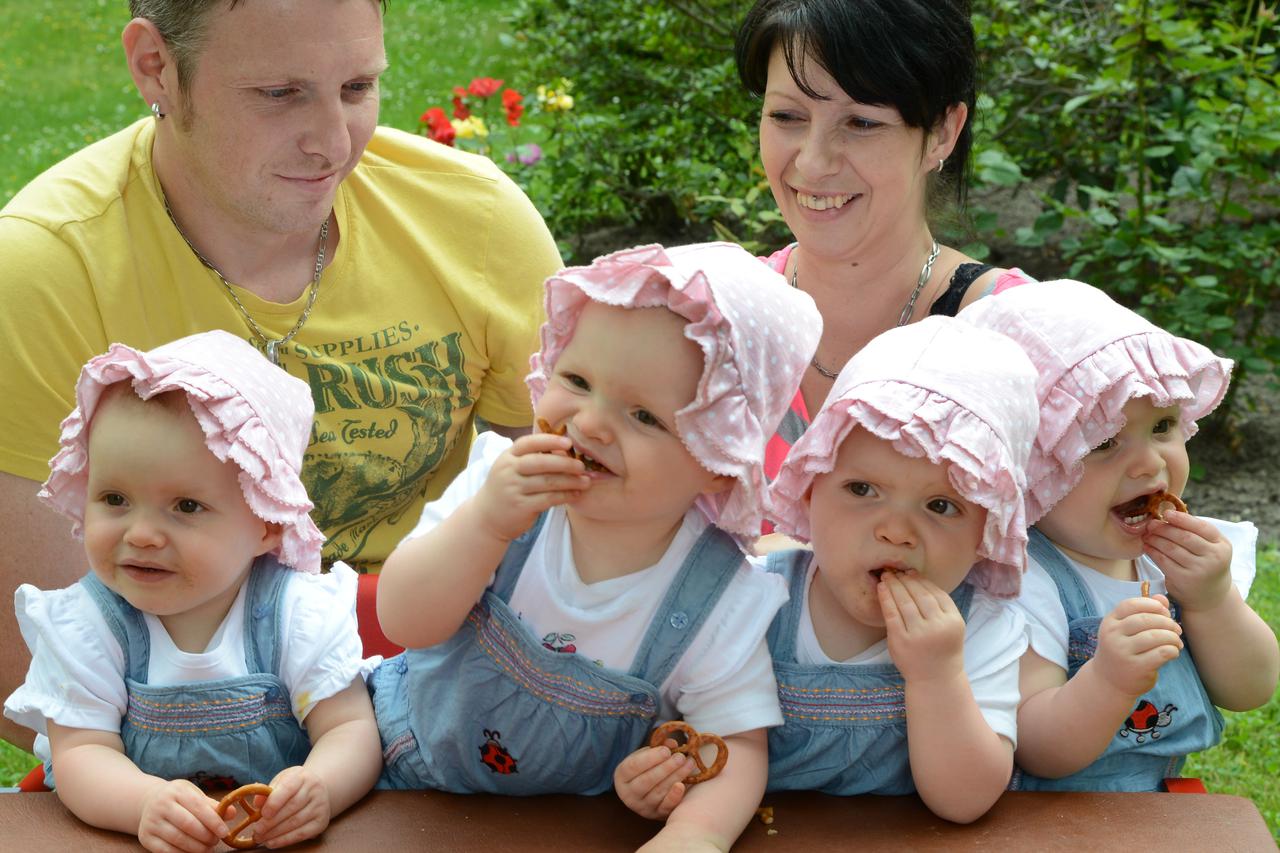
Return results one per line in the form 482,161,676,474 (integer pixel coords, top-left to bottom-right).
972,0,1280,414
495,0,1278,417
501,0,783,259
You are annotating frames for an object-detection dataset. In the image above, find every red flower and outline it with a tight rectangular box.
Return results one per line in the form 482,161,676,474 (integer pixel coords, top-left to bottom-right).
420,107,455,146
451,86,471,120
502,88,524,127
467,77,503,98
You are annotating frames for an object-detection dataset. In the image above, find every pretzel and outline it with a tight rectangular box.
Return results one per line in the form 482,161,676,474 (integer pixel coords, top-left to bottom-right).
537,418,579,460
1145,491,1187,521
216,783,272,850
648,720,729,785
536,417,566,438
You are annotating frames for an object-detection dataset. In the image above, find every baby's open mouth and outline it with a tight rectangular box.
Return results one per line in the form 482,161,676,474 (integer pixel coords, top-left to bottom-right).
536,418,611,473
575,451,609,473
869,567,903,581
1113,493,1156,525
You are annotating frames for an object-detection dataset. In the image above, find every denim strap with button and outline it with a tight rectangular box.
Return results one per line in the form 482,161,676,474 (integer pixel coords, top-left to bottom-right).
764,550,812,662
242,555,293,674
1027,526,1099,620
81,572,152,682
490,512,549,603
625,524,744,686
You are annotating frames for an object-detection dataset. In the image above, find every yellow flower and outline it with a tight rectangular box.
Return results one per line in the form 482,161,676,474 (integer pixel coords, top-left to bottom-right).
450,116,489,139
537,78,576,112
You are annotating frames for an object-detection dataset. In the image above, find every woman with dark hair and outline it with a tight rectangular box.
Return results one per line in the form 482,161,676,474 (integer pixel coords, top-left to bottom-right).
735,0,1035,475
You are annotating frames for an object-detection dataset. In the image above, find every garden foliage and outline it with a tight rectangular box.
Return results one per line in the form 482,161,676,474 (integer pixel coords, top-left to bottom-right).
492,0,1278,415
973,0,1280,414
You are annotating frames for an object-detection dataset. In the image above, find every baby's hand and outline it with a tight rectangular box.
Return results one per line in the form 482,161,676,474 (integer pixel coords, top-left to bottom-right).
474,432,590,541
1142,510,1233,612
879,570,965,684
1093,594,1183,697
251,765,331,848
613,743,693,821
137,778,225,853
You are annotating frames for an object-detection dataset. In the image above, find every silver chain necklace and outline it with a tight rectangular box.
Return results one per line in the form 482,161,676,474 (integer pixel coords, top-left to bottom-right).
791,240,941,380
160,194,328,367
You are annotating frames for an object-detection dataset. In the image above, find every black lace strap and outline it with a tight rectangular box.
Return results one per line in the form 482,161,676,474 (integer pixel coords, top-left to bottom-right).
928,263,995,317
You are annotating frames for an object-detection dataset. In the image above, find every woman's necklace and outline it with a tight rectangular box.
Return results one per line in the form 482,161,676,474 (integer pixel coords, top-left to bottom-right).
791,240,940,380
160,194,329,367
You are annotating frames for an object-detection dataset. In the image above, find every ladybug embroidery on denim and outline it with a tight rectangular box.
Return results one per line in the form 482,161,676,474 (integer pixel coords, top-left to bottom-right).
1119,700,1177,743
542,631,577,654
189,771,241,795
479,729,519,774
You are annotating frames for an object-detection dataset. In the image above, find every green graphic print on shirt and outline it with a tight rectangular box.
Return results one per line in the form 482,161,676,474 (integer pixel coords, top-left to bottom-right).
276,325,475,568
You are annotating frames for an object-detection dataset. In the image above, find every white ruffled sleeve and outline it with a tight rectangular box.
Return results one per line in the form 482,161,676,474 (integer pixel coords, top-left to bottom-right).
962,592,1030,747
1208,517,1258,600
276,563,375,724
3,583,128,737
666,564,789,736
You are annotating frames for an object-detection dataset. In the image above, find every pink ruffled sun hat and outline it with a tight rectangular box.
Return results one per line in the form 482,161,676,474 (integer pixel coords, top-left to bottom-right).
769,316,1040,598
40,330,325,573
526,242,822,539
958,279,1232,524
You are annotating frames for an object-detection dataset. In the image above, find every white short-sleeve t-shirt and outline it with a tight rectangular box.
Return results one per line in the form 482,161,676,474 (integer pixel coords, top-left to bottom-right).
402,432,789,736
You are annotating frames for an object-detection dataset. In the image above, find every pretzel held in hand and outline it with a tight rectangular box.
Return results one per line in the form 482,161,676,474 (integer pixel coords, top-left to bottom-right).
216,783,272,850
649,720,729,785
536,418,580,460
1146,491,1187,521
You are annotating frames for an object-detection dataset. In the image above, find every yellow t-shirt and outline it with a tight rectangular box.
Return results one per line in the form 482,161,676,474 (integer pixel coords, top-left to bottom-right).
0,120,562,571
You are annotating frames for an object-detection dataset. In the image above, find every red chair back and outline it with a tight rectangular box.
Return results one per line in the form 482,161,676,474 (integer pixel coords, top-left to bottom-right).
357,572,403,659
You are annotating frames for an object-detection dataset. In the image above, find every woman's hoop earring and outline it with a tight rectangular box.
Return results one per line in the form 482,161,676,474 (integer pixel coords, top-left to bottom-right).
937,158,945,174
151,101,166,120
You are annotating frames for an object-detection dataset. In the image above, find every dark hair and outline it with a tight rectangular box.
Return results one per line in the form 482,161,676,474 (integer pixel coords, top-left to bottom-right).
735,0,976,208
129,1,387,96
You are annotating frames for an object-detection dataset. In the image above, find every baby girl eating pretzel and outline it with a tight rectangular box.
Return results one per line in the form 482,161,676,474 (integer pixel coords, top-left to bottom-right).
960,280,1277,791
371,243,821,851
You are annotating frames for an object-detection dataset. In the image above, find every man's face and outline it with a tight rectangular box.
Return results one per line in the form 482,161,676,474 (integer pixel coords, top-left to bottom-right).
165,0,386,235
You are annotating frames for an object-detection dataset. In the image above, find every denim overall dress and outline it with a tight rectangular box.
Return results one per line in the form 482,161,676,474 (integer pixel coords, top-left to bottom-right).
1009,527,1223,791
53,556,311,791
764,549,974,795
371,511,744,795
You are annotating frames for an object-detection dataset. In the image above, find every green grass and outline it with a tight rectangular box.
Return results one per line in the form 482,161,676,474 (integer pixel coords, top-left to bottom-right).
1184,545,1280,841
0,0,522,205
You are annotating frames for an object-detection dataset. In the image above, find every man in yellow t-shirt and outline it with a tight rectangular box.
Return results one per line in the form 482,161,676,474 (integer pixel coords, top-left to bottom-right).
0,0,561,750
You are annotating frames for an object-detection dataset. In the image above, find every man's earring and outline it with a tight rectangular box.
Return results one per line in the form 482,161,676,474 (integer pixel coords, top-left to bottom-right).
151,101,166,120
